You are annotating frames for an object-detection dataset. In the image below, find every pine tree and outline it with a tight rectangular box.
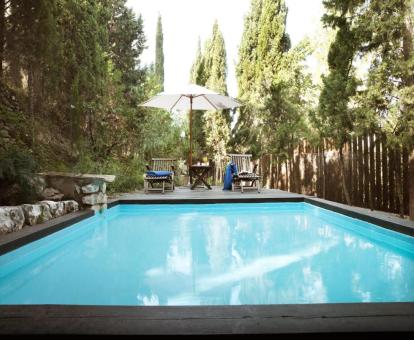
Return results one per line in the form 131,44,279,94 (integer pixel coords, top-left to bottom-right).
155,14,164,91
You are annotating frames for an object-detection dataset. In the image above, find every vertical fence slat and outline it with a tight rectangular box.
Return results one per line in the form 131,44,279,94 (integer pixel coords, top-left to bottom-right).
352,136,358,205
375,134,382,210
369,134,375,210
389,147,396,212
358,136,364,206
363,134,370,208
382,135,389,211
395,145,403,216
403,147,409,215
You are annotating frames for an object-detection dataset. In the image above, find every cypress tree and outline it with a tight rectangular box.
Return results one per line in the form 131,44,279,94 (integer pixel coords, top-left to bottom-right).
189,22,230,165
317,0,362,204
190,38,207,154
233,0,305,161
190,38,206,85
109,1,146,96
155,14,164,91
203,21,230,169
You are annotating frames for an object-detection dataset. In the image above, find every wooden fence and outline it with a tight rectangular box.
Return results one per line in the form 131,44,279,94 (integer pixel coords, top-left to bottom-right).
256,134,412,216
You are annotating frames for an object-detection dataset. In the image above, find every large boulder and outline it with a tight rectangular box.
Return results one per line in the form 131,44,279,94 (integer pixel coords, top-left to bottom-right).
81,183,99,194
0,206,25,234
38,201,53,223
40,200,66,217
21,204,42,226
41,187,64,201
28,175,47,197
55,201,66,217
82,192,107,205
64,200,79,213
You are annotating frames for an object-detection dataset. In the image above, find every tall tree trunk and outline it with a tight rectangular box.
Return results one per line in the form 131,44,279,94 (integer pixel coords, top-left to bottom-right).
339,146,352,205
28,63,35,147
0,0,4,79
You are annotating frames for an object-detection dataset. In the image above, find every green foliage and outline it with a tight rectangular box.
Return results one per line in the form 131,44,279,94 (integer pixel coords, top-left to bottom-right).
189,21,230,162
233,0,312,159
0,0,186,199
318,12,359,147
0,145,37,204
316,0,414,149
155,15,165,91
353,0,414,148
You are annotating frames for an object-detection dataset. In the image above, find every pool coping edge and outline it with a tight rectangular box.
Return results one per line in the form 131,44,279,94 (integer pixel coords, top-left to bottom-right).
0,209,95,256
0,302,413,334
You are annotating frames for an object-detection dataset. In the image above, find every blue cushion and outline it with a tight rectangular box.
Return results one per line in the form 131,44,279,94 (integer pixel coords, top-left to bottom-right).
146,170,173,177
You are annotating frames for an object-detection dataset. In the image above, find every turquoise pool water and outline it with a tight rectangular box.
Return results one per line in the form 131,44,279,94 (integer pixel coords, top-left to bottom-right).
0,203,413,306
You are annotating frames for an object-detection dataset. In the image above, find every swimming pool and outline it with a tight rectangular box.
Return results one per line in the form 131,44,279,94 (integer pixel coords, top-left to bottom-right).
0,202,413,306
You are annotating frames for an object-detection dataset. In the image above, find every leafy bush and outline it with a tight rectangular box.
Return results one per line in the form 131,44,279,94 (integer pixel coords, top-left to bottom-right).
0,146,38,205
71,152,144,194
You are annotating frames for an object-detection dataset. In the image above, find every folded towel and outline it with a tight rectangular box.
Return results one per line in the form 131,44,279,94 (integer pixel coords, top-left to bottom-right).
146,170,173,177
223,162,238,190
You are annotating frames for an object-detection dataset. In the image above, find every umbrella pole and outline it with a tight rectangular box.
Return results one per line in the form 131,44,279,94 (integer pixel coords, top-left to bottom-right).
188,96,193,176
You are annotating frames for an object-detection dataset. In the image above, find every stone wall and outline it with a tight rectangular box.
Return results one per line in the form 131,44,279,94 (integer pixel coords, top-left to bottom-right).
0,173,115,235
0,200,79,234
38,172,115,211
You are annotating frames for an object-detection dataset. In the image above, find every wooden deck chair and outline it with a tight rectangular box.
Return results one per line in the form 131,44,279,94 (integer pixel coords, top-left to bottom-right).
227,154,261,193
144,158,176,194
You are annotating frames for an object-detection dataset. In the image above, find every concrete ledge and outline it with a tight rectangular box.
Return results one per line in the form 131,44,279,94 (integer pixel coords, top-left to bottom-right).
0,209,94,255
305,197,414,237
0,303,413,334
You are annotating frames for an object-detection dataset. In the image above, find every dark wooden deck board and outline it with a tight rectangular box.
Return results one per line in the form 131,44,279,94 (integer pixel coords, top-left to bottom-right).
1,303,413,334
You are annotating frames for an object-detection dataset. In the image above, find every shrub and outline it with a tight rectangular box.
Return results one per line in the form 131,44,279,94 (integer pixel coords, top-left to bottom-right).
0,145,38,205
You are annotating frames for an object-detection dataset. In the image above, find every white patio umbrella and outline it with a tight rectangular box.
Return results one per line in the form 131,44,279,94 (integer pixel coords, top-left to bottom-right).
140,84,241,169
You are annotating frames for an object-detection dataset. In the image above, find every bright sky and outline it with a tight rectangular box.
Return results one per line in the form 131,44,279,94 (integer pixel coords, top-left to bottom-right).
127,0,324,97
